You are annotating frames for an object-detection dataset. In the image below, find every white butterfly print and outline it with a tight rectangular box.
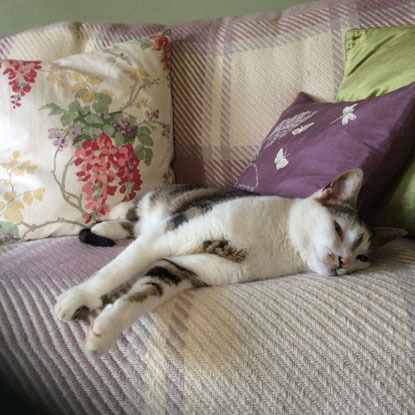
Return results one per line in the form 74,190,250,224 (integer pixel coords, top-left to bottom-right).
291,122,315,135
236,162,259,191
275,148,289,170
331,104,357,125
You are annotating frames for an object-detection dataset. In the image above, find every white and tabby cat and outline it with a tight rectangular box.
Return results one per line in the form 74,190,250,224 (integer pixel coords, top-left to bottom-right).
54,169,405,356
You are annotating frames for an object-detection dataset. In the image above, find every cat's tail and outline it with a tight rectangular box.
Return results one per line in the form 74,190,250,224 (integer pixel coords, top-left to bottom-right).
79,228,115,247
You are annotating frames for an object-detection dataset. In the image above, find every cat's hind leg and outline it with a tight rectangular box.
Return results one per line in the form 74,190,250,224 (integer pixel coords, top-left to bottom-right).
85,259,203,356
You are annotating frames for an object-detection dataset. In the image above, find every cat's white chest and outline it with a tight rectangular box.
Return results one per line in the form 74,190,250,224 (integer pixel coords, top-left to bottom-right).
186,197,306,283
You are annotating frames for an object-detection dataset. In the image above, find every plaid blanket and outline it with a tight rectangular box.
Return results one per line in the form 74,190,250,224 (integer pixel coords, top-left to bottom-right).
1,236,415,413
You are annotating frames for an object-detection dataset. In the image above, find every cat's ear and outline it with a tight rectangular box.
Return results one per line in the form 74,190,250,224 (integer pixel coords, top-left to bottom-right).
318,168,364,206
371,227,408,248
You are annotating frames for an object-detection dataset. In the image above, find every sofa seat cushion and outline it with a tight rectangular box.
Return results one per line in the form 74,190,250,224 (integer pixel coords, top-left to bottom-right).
1,236,414,414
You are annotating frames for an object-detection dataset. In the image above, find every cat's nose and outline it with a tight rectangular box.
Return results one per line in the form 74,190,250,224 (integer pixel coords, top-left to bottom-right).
338,256,350,269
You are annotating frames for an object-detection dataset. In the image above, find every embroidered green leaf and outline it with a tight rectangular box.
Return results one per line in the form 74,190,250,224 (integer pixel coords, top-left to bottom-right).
68,100,81,113
134,145,152,166
137,126,151,136
140,125,151,133
60,111,78,126
40,103,65,116
103,125,115,137
84,125,97,138
114,132,125,147
92,93,112,113
136,125,153,146
127,115,137,125
123,135,135,145
143,147,153,166
84,114,104,125
79,106,91,116
113,112,124,123
134,144,145,161
138,133,153,146
74,119,86,128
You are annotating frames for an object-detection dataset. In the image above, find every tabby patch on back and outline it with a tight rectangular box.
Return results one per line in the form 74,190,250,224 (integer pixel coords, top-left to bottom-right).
55,169,406,356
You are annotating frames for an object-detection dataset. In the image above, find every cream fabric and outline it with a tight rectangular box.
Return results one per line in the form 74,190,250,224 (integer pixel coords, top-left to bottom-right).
0,33,173,242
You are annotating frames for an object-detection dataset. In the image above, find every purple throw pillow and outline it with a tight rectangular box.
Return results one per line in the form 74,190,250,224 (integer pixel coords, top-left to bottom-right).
235,83,415,212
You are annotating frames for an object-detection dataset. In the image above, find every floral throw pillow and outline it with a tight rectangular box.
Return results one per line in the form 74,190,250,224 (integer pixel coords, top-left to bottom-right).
0,31,173,246
235,83,415,215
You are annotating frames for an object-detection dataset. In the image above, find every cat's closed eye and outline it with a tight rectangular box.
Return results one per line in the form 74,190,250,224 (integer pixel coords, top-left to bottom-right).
356,254,369,262
334,221,343,237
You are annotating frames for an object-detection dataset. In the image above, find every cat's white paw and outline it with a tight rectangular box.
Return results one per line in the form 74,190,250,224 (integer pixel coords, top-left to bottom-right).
55,285,102,321
85,304,121,357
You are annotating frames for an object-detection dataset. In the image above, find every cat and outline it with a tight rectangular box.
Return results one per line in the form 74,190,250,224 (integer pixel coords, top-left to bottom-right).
54,168,406,356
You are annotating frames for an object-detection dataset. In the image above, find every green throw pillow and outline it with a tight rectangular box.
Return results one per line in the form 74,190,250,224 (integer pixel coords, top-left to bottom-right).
336,25,415,237
373,154,415,237
337,25,415,101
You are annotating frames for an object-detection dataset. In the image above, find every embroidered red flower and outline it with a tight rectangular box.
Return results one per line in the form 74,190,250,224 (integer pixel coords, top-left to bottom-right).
149,33,171,71
74,134,142,224
115,143,143,199
1,60,42,109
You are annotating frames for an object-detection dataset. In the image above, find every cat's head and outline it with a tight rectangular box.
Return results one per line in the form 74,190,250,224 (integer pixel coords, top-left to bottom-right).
290,169,406,276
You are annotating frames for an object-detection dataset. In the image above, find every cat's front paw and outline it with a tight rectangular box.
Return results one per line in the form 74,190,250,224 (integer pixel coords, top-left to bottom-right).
85,304,121,357
54,285,102,321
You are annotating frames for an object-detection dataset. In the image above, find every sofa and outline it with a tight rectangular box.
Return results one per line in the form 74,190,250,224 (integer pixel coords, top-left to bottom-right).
1,0,415,413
